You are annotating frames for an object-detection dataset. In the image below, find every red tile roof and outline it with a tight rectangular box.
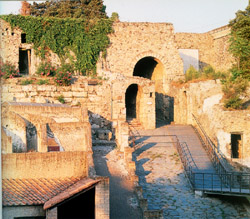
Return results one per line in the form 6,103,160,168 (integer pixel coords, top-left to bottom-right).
2,177,81,206
44,178,100,210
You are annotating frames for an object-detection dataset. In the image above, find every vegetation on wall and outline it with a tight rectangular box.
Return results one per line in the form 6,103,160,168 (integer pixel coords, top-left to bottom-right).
183,65,227,83
0,14,113,76
222,2,250,109
229,3,250,80
0,61,20,79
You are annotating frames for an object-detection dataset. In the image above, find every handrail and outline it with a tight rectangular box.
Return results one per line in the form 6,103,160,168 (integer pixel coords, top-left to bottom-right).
172,135,196,188
130,123,250,194
192,114,250,189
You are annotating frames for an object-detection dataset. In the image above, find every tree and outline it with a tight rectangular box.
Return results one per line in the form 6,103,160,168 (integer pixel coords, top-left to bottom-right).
19,1,31,16
229,2,250,79
30,0,107,20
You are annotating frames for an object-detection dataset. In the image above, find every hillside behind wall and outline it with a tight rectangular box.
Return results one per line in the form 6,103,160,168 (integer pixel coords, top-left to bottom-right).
175,25,234,72
170,80,250,165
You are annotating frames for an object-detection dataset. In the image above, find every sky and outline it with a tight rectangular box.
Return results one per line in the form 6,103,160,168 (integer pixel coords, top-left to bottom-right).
0,0,248,33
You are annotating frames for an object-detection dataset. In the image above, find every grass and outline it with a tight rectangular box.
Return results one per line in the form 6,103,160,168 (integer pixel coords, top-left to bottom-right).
57,95,65,104
36,79,50,85
20,79,33,85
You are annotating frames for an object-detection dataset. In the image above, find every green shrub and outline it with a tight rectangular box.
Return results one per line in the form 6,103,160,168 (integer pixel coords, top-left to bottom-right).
222,77,248,98
0,61,20,79
185,65,199,82
36,62,57,77
222,76,248,109
57,95,65,104
37,79,50,85
54,64,73,86
20,79,33,85
224,96,243,109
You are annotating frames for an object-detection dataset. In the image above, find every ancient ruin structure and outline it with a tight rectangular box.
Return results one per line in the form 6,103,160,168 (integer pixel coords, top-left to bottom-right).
1,102,109,218
1,17,250,218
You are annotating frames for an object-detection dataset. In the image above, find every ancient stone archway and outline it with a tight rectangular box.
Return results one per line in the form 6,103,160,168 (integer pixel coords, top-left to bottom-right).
133,56,173,127
125,84,143,122
133,56,165,92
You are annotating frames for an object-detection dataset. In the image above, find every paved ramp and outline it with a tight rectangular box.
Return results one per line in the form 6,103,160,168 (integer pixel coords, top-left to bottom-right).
131,126,249,218
167,125,215,172
167,125,250,195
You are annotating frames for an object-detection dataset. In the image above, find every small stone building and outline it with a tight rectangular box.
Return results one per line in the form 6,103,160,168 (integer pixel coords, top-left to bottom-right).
2,102,109,219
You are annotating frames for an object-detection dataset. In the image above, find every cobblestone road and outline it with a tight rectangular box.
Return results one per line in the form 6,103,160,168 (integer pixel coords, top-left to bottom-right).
133,127,250,219
93,146,142,219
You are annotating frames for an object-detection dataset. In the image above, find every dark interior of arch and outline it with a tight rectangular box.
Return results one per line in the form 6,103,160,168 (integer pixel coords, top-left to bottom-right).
125,84,138,120
133,57,157,79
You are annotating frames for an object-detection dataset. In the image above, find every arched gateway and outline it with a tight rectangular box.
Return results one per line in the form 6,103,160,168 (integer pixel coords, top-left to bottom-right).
133,56,173,126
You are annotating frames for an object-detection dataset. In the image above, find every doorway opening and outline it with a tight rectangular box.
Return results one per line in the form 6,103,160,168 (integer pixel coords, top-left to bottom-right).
19,49,31,75
231,133,242,159
125,84,138,120
58,187,95,219
133,56,173,126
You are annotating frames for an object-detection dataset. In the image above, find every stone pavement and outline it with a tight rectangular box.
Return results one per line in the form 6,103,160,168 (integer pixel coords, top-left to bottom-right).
93,146,143,219
133,126,250,219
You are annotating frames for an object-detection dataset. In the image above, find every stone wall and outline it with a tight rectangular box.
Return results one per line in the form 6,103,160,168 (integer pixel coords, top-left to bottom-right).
97,22,184,84
1,18,234,79
1,74,155,152
0,19,61,75
175,25,234,72
1,102,92,153
2,151,88,179
170,80,250,165
3,206,45,219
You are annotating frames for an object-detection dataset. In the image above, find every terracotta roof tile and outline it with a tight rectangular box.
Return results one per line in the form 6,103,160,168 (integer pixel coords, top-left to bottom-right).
44,178,100,210
2,177,81,206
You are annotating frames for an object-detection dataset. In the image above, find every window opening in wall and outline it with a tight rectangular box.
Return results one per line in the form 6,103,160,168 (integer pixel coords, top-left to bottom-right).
150,92,153,98
231,133,242,159
21,33,26,43
19,49,31,75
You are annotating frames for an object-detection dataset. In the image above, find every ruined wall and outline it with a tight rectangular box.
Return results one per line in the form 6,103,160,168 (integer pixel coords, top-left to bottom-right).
2,151,88,179
49,122,92,152
175,32,213,70
208,26,235,71
97,22,184,82
1,18,234,79
1,78,111,120
1,111,27,152
175,25,234,72
0,19,61,74
1,72,155,129
171,80,250,164
1,102,93,155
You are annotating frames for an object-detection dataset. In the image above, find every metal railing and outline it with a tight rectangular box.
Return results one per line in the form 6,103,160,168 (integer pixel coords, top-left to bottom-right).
191,114,250,194
129,120,250,195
